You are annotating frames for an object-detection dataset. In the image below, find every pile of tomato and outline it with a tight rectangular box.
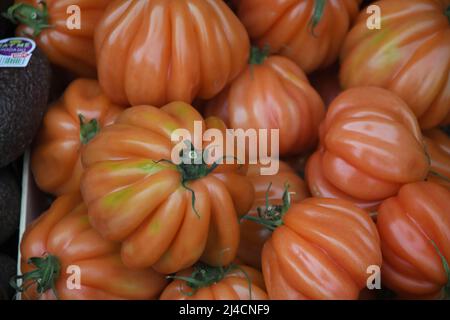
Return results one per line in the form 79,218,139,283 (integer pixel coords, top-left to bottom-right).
10,0,450,300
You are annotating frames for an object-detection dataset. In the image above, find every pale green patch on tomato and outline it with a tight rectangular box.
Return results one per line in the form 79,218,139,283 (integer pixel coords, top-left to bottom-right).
103,187,134,208
148,219,161,235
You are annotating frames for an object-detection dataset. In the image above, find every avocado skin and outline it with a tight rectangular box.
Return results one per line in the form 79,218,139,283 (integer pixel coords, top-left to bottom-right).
0,0,15,39
0,254,16,300
0,168,20,246
0,46,51,167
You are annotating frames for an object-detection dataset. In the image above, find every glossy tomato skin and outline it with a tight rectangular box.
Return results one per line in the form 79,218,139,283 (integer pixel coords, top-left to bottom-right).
160,265,268,300
424,129,450,189
81,102,255,274
377,182,450,299
238,161,308,269
306,150,382,212
305,87,429,211
235,0,361,73
95,0,250,107
205,55,325,156
14,0,110,77
31,79,124,196
20,193,167,300
341,0,450,129
262,198,382,300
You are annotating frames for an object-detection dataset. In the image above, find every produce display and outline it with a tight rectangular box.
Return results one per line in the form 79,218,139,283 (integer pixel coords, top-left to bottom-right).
0,0,449,302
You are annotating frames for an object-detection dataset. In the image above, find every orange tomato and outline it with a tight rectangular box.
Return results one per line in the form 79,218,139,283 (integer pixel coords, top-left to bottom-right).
341,0,450,129
31,79,124,196
80,102,255,274
377,182,450,299
238,161,308,269
424,129,450,188
205,51,325,156
16,193,167,300
262,198,382,299
235,0,361,73
306,87,429,211
160,264,268,300
95,0,250,107
9,0,110,77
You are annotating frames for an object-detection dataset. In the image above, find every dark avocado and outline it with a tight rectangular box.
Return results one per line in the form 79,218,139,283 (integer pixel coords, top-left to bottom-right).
0,0,15,39
0,168,20,246
0,45,51,167
0,253,16,300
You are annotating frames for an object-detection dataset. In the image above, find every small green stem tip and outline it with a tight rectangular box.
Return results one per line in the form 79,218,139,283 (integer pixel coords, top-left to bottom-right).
10,254,61,298
79,114,100,145
241,182,291,231
309,0,326,36
2,1,51,37
249,45,270,65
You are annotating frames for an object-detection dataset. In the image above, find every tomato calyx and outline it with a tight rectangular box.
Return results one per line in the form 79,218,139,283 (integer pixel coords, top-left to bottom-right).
249,45,270,65
242,182,291,231
309,0,326,36
158,141,224,218
79,114,100,145
3,1,52,37
167,263,253,299
431,241,450,299
10,254,61,299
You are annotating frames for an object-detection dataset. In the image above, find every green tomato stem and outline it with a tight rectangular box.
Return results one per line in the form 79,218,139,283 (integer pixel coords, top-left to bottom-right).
79,114,100,145
10,254,61,299
167,263,253,299
309,0,326,36
241,182,291,232
249,45,270,65
3,1,51,37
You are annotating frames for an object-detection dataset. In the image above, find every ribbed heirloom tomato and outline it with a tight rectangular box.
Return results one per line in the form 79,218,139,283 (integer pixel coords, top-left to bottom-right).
306,87,430,211
234,0,361,73
206,48,325,156
5,0,111,77
261,198,382,300
94,0,250,107
238,161,308,269
160,264,268,300
80,102,254,274
341,0,450,129
377,182,450,299
15,193,167,300
424,129,450,188
31,79,124,196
